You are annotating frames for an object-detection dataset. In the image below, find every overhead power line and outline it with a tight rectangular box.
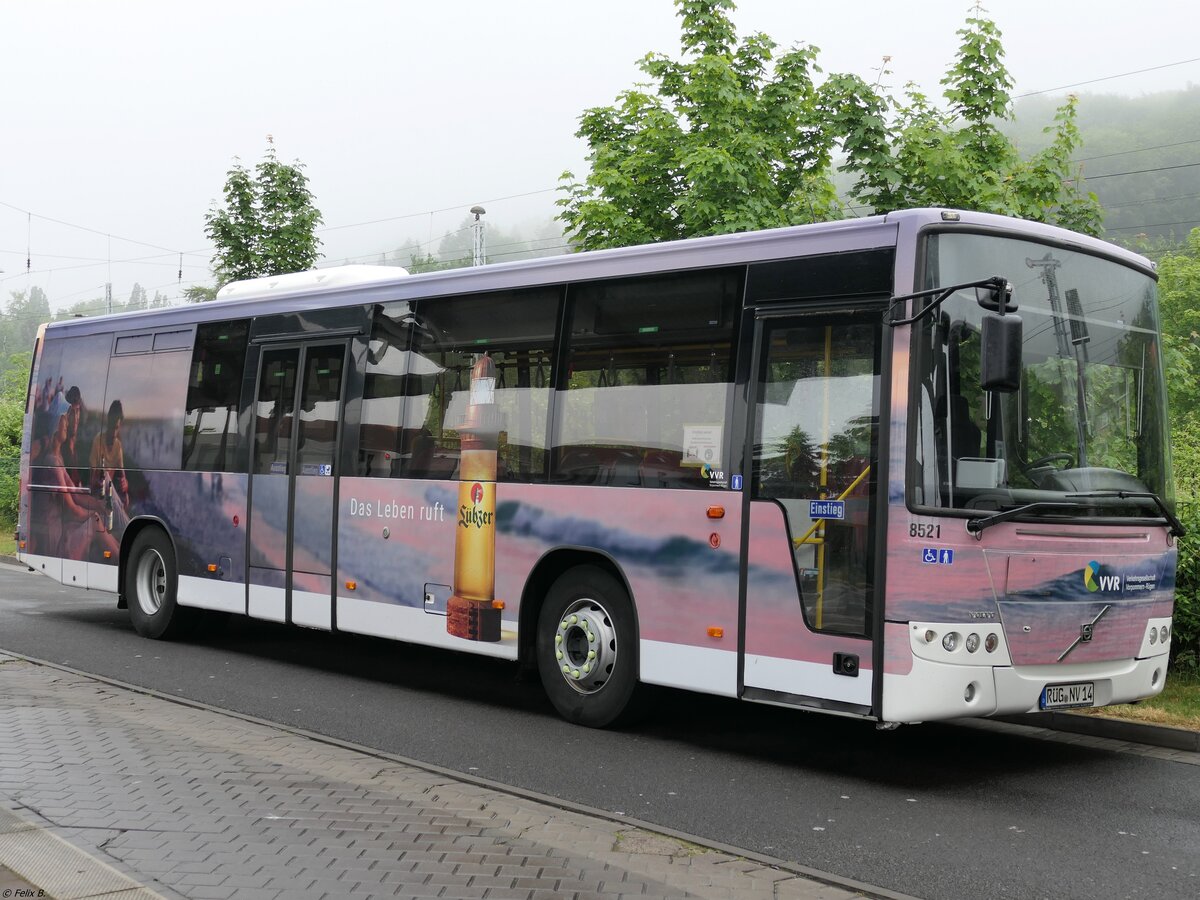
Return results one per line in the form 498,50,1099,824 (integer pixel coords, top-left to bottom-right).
1014,56,1200,98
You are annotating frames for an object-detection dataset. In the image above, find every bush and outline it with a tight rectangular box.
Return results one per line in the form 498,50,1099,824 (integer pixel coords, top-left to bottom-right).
1171,501,1200,673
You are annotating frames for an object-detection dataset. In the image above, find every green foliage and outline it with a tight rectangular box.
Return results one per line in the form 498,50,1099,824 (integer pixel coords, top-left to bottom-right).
559,0,846,250
0,287,51,359
204,142,323,289
1170,499,1200,672
0,350,31,526
838,18,1102,234
562,1,1103,250
1158,230,1200,671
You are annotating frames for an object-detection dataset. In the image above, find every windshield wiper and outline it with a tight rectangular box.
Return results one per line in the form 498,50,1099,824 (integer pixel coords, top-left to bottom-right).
965,492,1186,537
1065,490,1185,537
965,501,1088,537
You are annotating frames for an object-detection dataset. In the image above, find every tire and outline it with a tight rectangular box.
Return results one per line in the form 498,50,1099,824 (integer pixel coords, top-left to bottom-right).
536,565,640,728
125,528,185,640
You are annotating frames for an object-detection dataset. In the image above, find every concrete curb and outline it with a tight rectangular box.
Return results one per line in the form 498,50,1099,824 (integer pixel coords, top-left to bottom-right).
0,805,166,900
999,711,1200,752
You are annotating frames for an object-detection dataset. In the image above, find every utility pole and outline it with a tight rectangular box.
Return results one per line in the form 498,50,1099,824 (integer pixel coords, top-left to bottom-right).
470,206,486,267
105,283,112,316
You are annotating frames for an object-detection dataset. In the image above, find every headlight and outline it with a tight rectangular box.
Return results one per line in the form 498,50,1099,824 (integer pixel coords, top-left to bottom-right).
942,632,960,652
985,633,999,653
1160,626,1170,644
965,633,980,653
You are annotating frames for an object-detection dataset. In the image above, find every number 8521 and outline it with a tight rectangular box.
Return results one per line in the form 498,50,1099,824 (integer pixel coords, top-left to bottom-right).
909,522,941,539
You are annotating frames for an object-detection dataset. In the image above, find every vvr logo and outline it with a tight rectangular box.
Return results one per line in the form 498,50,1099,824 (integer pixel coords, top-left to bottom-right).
1084,560,1121,593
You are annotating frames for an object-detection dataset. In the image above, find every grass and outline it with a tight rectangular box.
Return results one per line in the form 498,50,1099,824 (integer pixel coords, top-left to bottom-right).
1081,670,1200,731
0,520,13,558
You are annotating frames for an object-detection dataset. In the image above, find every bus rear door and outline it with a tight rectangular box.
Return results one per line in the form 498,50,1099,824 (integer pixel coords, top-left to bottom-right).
248,340,348,629
742,310,883,717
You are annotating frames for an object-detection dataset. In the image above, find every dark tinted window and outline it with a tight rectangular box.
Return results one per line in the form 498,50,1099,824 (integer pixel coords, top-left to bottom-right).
296,345,345,476
253,349,299,475
114,333,153,354
746,248,894,303
553,270,740,488
358,302,415,476
183,320,249,472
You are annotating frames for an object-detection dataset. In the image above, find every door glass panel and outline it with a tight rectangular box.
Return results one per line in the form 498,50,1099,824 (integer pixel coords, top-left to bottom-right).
752,319,880,636
296,344,345,476
254,348,299,475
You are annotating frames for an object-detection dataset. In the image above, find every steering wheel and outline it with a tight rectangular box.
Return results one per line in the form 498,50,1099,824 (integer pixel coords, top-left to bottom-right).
1026,453,1075,470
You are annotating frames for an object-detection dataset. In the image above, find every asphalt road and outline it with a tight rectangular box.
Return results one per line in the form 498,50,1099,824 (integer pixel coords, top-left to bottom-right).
1,561,1196,900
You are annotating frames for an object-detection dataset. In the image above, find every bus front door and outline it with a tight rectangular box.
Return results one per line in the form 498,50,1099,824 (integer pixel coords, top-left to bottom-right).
742,312,882,716
248,342,347,629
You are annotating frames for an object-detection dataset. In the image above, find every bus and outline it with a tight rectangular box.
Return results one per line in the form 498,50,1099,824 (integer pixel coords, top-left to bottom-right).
17,208,1180,728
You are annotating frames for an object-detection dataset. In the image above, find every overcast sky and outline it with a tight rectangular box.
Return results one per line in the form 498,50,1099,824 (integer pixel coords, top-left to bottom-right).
2,0,1198,314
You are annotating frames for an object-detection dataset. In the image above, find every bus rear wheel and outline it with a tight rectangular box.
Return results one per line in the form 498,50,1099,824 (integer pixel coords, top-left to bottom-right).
536,566,640,728
125,528,185,640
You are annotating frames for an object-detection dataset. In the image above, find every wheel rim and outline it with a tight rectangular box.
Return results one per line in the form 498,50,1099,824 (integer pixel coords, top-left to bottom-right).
553,597,618,695
134,548,168,617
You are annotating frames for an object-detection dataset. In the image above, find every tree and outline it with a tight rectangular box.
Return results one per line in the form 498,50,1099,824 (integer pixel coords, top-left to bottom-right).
559,0,845,250
1,287,52,359
1156,229,1200,669
829,14,1102,234
203,140,323,289
0,349,31,525
560,1,1102,250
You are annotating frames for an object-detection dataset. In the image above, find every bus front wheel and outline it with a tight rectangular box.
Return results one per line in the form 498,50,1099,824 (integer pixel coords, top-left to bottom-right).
536,566,640,728
125,528,185,640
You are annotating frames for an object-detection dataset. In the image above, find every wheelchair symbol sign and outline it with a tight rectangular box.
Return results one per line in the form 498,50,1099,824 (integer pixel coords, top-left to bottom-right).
922,548,954,565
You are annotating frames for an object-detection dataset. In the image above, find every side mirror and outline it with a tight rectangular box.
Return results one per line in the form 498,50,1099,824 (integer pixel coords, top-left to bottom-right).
980,312,1022,393
976,280,1017,313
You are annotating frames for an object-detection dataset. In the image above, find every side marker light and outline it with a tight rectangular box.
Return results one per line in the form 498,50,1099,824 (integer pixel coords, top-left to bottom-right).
707,626,724,639
706,506,725,519
345,580,357,591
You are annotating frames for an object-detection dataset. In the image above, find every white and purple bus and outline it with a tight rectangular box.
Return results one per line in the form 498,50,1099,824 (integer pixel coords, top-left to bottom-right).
17,208,1180,727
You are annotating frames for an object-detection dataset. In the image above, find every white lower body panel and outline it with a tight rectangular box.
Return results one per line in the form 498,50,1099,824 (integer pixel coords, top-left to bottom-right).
882,654,1170,723
743,653,871,705
178,575,245,613
248,585,286,622
641,640,737,697
335,596,517,659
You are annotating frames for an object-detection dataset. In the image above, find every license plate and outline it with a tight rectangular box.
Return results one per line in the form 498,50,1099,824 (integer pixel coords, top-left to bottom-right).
1040,681,1095,710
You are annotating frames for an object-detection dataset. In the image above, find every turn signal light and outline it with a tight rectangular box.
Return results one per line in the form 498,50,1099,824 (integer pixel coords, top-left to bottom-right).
706,506,725,519
19,540,26,550
103,550,112,559
492,600,505,610
707,626,724,639
345,580,357,591
207,563,218,572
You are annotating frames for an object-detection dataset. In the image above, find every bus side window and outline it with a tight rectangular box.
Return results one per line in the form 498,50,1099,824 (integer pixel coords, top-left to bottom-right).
358,301,413,477
183,320,250,472
552,269,739,488
360,290,560,482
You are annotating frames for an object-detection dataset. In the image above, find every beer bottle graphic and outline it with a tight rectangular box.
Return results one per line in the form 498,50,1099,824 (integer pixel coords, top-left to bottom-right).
447,354,502,642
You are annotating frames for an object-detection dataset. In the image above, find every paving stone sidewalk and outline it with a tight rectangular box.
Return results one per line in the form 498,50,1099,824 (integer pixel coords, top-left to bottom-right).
0,653,876,900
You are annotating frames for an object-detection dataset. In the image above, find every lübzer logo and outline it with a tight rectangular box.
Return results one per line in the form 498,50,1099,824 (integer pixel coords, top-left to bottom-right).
459,482,494,529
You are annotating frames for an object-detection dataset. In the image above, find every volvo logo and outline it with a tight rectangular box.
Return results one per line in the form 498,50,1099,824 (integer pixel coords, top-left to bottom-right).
1057,605,1111,661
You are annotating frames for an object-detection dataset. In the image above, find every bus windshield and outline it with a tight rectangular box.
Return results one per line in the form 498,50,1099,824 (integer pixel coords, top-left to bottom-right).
911,231,1173,518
